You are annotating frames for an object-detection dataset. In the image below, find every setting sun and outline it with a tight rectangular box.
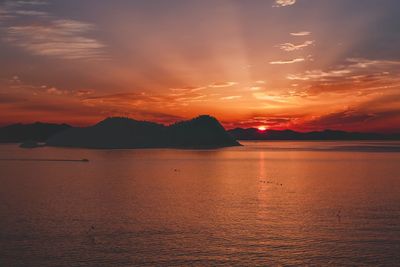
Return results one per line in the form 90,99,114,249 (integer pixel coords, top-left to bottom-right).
258,126,268,131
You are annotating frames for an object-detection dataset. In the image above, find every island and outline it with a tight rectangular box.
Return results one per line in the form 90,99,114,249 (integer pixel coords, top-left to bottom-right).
228,128,400,141
0,122,70,143
46,115,240,149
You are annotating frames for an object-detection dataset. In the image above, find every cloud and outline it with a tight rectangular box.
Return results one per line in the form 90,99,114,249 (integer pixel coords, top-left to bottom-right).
0,7,15,20
14,10,48,16
7,1,48,7
270,58,305,65
347,58,400,68
5,20,107,60
80,92,188,124
82,90,211,109
277,40,315,52
169,86,206,93
0,1,108,60
284,57,400,103
228,116,295,129
287,69,352,81
75,90,94,97
46,87,65,95
274,0,296,7
301,109,380,131
290,31,311,36
209,81,238,88
220,95,242,100
252,92,290,103
287,58,400,82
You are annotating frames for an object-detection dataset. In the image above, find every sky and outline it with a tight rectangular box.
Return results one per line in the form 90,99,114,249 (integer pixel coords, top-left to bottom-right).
0,0,399,132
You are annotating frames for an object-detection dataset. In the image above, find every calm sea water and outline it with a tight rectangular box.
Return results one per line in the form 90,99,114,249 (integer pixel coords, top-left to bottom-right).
0,141,400,266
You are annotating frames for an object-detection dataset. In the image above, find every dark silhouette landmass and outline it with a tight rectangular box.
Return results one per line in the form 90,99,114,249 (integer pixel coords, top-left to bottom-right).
229,128,400,141
46,115,240,149
2,118,399,148
0,122,71,143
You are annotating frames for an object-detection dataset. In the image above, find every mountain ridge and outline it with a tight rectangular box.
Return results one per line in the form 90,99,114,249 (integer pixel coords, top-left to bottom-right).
1,119,400,146
0,122,71,143
228,128,400,140
46,115,240,149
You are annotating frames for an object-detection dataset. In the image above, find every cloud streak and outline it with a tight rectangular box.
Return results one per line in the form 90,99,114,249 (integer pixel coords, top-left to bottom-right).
277,40,314,52
5,20,107,60
0,1,108,60
287,58,400,81
220,95,242,100
274,0,296,7
290,31,311,36
270,58,305,65
209,81,238,88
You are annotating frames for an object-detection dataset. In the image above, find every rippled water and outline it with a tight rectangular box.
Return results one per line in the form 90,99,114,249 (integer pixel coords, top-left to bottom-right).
1,141,400,266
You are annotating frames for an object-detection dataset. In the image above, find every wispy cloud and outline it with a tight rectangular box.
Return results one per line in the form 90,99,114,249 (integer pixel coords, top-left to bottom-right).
14,10,48,16
274,0,296,7
302,109,376,130
5,20,107,60
7,1,48,7
0,7,14,20
230,116,294,129
277,40,314,52
252,92,293,105
209,81,238,88
287,58,400,81
169,86,206,93
0,0,108,60
270,58,305,65
287,69,352,81
347,58,400,68
220,95,242,100
46,87,65,95
290,31,311,36
284,57,400,105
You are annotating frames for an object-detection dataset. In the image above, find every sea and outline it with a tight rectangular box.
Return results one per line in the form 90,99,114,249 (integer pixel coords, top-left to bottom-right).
0,141,399,266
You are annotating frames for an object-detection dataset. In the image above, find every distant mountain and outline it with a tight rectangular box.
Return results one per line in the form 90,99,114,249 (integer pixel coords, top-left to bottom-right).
3,119,399,147
0,122,71,143
228,128,400,141
47,115,240,149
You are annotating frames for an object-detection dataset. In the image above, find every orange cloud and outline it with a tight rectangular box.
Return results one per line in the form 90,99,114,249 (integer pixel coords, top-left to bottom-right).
270,58,305,65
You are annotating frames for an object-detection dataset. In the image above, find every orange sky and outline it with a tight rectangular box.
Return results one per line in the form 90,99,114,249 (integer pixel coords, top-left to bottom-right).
0,0,399,132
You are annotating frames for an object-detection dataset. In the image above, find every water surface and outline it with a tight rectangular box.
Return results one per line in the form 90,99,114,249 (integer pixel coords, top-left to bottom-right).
1,141,400,266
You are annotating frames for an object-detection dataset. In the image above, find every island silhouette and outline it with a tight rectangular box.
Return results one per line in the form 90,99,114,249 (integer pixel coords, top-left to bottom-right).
0,122,70,143
228,128,400,141
1,116,400,149
46,115,240,149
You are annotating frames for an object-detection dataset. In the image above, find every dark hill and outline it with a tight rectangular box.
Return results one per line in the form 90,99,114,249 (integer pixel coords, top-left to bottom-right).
0,122,71,143
168,115,238,148
46,115,240,149
229,128,400,140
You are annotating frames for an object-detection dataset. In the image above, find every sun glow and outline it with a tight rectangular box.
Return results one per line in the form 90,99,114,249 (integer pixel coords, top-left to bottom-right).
258,126,268,131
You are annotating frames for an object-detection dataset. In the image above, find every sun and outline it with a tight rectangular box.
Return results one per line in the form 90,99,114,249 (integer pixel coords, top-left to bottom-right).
257,126,268,131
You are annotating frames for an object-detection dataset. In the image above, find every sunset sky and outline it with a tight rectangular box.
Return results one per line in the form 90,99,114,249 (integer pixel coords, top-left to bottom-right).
0,0,399,132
